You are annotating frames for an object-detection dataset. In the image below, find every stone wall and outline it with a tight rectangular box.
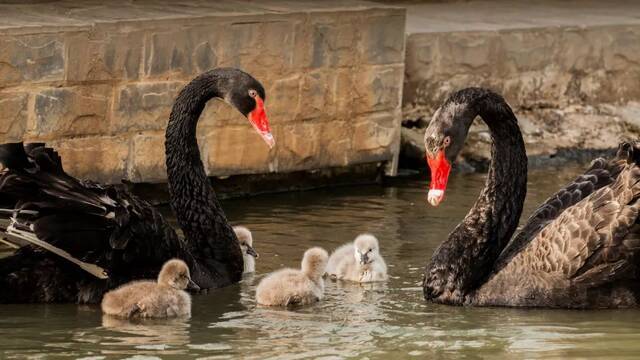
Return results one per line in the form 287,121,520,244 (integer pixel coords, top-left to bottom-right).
0,2,405,183
402,12,640,167
404,25,640,118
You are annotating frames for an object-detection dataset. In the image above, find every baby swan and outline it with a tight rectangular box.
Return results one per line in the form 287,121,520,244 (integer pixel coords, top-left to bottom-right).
326,234,388,283
256,247,328,307
233,226,259,274
101,259,199,319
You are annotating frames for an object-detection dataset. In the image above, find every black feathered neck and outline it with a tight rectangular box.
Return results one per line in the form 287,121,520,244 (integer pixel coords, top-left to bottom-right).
165,69,248,287
423,88,528,304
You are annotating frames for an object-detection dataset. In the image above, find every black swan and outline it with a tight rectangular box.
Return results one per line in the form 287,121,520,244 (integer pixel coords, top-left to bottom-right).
0,68,273,303
423,87,640,308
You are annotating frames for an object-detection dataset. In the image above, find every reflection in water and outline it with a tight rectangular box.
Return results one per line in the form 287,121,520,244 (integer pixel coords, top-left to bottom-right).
99,316,191,355
2,166,640,359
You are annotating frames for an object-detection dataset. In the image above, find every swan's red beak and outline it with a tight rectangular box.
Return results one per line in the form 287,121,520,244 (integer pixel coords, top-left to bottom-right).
248,95,275,149
426,150,451,207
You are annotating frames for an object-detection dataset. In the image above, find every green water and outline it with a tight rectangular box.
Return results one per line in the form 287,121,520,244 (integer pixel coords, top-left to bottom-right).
2,165,640,359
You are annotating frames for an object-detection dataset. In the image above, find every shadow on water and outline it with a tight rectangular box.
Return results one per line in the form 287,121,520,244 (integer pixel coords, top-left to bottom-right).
2,165,640,359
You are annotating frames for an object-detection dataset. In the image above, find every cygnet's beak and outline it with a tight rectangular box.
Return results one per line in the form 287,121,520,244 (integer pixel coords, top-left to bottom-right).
246,246,259,258
359,253,370,265
187,279,200,291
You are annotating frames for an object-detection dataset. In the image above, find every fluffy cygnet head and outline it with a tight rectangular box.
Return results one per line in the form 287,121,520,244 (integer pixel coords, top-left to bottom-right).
301,247,329,279
234,226,259,258
157,259,200,291
234,226,259,273
353,234,381,265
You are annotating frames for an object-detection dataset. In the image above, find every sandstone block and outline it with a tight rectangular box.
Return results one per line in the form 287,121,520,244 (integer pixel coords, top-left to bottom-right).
112,82,184,133
603,27,640,72
309,20,359,68
0,92,28,142
129,133,166,183
361,13,405,65
0,34,64,87
278,122,320,168
352,111,398,154
66,26,144,82
501,30,555,72
144,25,221,79
438,32,495,73
203,126,275,175
355,66,403,114
32,85,111,138
199,98,243,130
49,136,129,184
317,120,352,167
297,70,334,120
558,30,601,72
266,74,301,122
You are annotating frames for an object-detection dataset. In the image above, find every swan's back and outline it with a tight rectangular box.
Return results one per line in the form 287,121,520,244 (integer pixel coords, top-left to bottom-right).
478,146,640,307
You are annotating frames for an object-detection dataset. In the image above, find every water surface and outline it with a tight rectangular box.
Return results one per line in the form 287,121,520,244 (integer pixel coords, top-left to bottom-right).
2,166,640,359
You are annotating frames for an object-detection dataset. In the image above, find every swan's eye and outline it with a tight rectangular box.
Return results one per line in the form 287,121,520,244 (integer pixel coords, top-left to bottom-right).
248,89,258,98
443,136,451,147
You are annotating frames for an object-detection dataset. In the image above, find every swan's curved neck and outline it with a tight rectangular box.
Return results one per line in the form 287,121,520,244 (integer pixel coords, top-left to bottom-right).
165,74,239,272
425,94,527,304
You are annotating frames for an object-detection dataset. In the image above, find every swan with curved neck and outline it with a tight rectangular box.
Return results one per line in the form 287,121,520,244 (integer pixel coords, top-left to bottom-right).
0,68,273,303
423,88,640,308
165,68,273,288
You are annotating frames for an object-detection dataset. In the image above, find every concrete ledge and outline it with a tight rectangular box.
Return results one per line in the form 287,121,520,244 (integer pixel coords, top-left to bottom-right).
0,0,406,183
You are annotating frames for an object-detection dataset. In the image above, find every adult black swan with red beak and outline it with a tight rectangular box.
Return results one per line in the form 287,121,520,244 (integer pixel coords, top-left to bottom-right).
423,87,640,308
0,68,274,303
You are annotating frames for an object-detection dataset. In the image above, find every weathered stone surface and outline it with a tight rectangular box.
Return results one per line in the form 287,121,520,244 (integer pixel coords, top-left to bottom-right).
203,126,275,175
129,132,166,183
310,20,359,69
66,26,144,82
355,66,404,114
32,85,111,138
267,74,301,122
112,82,184,132
144,26,221,79
353,111,398,154
49,136,129,184
0,1,406,182
298,70,334,120
404,25,640,118
361,14,406,65
0,92,28,142
0,34,64,87
276,120,353,170
219,19,297,76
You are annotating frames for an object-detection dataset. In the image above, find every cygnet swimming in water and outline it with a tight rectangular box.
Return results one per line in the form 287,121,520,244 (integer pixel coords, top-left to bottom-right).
233,226,259,274
326,234,388,283
101,259,199,318
255,247,328,307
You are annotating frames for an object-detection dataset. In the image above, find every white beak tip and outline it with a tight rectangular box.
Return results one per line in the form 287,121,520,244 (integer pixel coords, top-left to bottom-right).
261,132,275,149
428,189,444,207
